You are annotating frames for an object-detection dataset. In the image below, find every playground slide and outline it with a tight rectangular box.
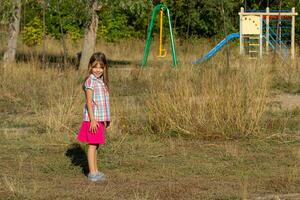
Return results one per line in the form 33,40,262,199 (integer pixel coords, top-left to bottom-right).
192,32,240,64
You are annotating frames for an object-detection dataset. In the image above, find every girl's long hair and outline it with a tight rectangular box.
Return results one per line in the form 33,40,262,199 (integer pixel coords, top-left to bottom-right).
83,52,109,91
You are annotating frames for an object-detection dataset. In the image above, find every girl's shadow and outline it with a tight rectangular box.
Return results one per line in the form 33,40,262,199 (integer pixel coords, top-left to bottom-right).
65,143,88,176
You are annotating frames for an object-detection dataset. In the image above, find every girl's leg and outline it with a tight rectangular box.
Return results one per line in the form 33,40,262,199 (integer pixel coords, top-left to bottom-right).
94,145,99,172
87,144,97,174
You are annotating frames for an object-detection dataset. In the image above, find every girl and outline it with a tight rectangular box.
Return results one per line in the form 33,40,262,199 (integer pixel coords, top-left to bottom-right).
77,52,110,182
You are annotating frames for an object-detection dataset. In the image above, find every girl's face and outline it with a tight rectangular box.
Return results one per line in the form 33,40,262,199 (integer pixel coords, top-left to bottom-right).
91,62,105,78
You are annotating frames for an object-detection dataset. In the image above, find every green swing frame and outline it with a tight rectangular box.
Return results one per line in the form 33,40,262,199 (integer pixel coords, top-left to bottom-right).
141,3,178,68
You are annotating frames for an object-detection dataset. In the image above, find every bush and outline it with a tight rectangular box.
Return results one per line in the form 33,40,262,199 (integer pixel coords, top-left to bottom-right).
97,11,136,42
23,17,43,46
65,24,83,42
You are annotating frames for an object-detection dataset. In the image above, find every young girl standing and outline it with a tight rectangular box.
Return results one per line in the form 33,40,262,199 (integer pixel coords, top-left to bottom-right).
77,52,110,182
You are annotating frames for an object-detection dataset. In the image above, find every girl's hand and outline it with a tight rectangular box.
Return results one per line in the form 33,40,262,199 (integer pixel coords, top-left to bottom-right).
89,120,99,133
105,121,110,128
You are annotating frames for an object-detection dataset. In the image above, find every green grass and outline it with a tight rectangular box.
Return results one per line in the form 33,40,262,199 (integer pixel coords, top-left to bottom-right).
0,131,299,199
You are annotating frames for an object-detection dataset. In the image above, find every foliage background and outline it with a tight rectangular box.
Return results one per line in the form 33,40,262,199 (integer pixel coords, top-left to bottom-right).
1,0,300,43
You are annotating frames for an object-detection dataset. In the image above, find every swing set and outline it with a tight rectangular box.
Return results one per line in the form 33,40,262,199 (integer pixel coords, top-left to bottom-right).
141,3,177,68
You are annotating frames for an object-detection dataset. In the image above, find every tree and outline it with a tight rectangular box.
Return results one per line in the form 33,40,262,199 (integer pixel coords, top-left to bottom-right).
3,0,21,65
57,0,68,67
79,0,101,70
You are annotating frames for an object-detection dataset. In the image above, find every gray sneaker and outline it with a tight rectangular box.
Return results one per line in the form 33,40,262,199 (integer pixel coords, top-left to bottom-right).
88,173,99,182
95,171,106,181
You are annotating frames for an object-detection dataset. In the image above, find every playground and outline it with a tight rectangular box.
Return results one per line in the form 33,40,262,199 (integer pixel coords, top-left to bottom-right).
141,4,298,66
0,2,300,200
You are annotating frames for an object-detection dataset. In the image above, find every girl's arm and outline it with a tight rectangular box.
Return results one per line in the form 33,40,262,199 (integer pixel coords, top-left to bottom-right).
86,89,99,133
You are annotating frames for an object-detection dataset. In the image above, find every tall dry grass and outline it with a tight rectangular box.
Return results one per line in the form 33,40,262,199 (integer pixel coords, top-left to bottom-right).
145,61,271,139
1,38,299,140
0,62,83,138
271,60,300,93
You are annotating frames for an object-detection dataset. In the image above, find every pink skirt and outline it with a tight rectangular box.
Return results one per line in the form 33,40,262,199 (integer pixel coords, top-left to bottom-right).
77,121,106,144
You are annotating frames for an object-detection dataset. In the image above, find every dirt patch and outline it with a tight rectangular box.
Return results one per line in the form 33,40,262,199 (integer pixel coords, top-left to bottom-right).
0,127,33,135
253,193,300,200
273,94,300,110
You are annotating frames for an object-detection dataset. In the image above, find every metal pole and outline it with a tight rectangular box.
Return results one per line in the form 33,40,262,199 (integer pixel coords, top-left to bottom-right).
240,7,244,55
141,4,161,67
166,7,177,67
291,7,295,59
158,10,166,57
260,15,263,58
266,7,270,53
158,10,163,56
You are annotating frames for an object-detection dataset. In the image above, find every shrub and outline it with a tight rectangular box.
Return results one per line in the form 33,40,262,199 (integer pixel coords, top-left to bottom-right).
97,11,136,42
23,17,43,46
65,24,82,42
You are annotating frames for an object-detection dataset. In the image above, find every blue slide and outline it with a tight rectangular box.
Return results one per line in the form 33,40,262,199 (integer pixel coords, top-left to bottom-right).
192,32,240,64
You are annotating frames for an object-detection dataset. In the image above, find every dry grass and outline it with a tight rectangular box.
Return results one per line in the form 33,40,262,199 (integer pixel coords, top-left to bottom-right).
0,62,83,137
145,62,271,139
0,38,299,199
271,60,300,94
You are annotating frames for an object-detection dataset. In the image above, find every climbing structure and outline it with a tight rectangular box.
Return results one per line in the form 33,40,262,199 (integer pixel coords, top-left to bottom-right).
239,7,298,59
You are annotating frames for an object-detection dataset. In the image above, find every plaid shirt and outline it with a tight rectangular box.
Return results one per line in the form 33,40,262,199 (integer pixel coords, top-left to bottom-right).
83,74,110,122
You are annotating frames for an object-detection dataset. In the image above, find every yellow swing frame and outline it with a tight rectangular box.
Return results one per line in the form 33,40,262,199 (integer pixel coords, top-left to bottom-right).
158,9,167,57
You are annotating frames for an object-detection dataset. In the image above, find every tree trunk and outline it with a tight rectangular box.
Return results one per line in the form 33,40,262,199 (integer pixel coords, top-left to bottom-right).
79,1,100,70
3,0,21,65
221,0,230,69
57,0,68,68
42,0,46,66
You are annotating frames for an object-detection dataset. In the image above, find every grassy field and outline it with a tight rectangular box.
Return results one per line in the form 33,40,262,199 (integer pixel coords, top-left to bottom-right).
0,38,300,199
